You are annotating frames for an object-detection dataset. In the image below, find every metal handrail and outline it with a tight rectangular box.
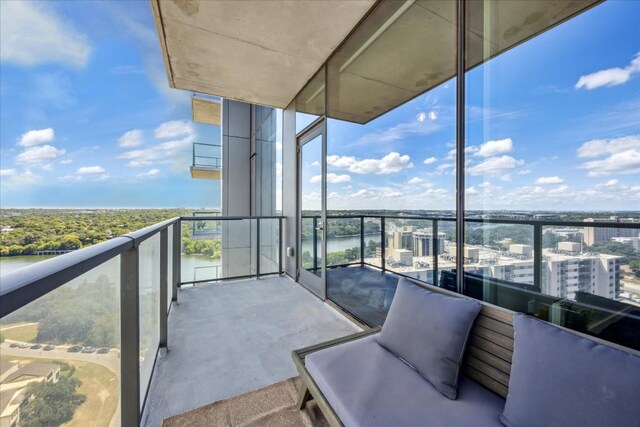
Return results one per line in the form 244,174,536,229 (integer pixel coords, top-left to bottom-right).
302,213,639,290
182,215,284,221
0,217,181,318
302,214,639,229
192,142,222,169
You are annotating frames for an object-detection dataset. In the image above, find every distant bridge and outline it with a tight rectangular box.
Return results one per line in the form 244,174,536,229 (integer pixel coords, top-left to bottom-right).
35,250,76,255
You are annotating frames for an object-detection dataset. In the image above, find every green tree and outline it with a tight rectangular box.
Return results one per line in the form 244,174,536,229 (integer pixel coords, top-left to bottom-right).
20,376,86,427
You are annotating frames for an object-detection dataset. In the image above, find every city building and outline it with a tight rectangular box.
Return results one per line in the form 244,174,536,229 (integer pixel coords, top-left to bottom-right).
584,218,640,246
0,362,61,427
413,230,446,257
612,237,640,253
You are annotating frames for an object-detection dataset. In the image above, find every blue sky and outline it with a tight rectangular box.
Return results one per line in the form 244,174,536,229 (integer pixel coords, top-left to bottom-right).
322,0,640,211
0,1,219,208
1,1,638,211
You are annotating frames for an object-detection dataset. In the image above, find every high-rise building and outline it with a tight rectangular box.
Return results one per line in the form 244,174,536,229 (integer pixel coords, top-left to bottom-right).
413,231,446,257
583,217,639,246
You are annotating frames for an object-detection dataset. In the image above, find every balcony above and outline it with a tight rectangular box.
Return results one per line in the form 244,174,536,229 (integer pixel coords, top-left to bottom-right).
190,142,221,180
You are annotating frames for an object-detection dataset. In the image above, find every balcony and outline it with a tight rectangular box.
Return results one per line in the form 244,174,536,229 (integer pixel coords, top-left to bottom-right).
190,142,221,180
1,215,639,426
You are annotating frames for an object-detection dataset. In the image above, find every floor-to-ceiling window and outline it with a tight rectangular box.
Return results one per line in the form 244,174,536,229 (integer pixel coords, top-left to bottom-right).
324,0,458,326
290,0,639,348
462,0,640,349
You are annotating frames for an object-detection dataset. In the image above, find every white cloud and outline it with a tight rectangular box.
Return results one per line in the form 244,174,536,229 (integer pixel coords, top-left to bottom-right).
0,2,92,68
137,169,160,178
354,118,440,146
416,112,427,122
118,129,144,148
408,177,424,185
535,176,564,185
575,53,640,90
576,135,639,158
59,159,73,165
154,120,194,139
77,166,105,174
311,173,351,184
580,150,640,177
423,156,438,165
16,145,66,165
468,156,524,176
517,169,531,175
427,111,438,121
435,162,455,172
603,179,619,186
576,135,640,176
120,137,194,169
0,169,41,187
327,152,413,175
474,138,513,157
17,128,55,147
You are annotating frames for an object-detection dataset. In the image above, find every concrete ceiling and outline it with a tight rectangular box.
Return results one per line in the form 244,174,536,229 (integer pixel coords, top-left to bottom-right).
151,0,376,109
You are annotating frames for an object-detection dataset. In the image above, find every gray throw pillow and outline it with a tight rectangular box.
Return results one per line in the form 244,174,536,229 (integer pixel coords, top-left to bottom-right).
500,313,640,427
377,277,481,400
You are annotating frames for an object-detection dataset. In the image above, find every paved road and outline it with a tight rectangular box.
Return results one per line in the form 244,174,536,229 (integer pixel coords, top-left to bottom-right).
1,340,121,427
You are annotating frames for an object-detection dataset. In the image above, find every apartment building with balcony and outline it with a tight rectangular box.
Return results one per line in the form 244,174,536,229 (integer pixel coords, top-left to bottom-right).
1,0,639,426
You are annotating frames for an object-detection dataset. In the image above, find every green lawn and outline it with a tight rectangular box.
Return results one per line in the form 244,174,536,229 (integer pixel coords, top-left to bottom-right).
63,361,118,427
0,322,39,342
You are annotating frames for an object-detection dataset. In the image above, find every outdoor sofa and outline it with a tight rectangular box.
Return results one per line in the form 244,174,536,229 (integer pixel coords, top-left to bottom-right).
293,277,640,427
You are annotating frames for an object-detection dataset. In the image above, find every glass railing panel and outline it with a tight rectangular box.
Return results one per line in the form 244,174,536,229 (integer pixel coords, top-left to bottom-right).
540,225,639,350
383,218,439,285
436,219,456,288
362,217,382,269
139,234,160,407
461,221,536,311
167,224,174,312
326,217,362,268
181,219,222,283
181,218,257,283
0,257,121,426
258,218,280,275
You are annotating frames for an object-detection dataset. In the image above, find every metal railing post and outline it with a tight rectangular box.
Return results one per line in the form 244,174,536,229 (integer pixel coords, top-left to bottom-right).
256,218,261,278
360,216,365,266
278,217,283,275
433,219,439,287
172,221,181,300
120,246,140,426
159,228,168,348
381,217,386,272
533,223,543,293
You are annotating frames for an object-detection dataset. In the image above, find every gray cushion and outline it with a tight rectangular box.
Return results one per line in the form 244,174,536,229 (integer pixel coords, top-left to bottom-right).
377,277,481,399
306,334,505,427
500,313,640,427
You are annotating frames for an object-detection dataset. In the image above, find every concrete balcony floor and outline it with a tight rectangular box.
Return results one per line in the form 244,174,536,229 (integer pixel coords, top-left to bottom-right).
142,275,360,426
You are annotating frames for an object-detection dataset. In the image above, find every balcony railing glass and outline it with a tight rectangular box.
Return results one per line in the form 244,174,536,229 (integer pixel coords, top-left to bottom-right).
0,216,284,425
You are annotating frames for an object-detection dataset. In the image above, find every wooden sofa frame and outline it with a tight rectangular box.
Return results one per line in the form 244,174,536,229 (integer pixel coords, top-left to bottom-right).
292,281,640,427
